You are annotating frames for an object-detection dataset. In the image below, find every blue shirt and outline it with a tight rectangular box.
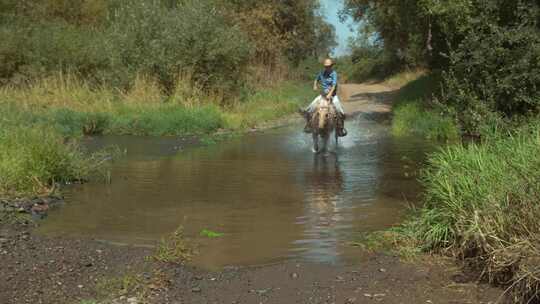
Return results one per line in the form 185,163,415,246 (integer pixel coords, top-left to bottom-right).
316,70,338,96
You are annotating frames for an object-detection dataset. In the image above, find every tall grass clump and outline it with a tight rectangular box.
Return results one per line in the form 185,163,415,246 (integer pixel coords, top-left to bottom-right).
0,125,94,197
401,122,540,302
223,81,312,129
391,75,459,141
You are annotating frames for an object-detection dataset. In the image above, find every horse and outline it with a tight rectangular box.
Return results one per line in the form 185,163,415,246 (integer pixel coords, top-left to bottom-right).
310,96,338,153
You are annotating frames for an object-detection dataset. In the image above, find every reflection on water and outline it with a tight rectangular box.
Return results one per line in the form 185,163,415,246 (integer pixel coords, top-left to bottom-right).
37,116,434,269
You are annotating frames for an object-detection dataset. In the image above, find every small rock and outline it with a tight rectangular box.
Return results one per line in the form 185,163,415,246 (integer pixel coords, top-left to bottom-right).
291,272,299,279
77,285,84,289
31,203,49,213
379,268,387,273
363,293,372,298
346,297,357,303
194,275,203,280
191,287,202,293
127,297,138,304
374,293,386,298
0,238,8,244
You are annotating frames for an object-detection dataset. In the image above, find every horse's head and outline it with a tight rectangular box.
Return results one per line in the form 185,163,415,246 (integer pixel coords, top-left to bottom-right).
313,97,335,132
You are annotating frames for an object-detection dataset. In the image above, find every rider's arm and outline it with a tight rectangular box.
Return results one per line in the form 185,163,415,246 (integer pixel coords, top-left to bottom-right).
326,85,336,100
326,71,337,99
313,72,321,91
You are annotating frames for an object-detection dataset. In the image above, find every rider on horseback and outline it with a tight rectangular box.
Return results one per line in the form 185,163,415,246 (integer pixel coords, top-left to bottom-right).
299,58,347,137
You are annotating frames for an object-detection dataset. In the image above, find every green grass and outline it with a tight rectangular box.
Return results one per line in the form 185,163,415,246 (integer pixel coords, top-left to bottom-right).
391,75,459,141
398,121,540,302
152,226,193,264
0,75,312,199
222,81,313,129
0,74,312,137
0,124,97,197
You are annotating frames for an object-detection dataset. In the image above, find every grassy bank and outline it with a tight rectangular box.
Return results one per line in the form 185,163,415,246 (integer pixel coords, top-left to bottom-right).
0,125,98,199
0,75,312,199
391,74,459,141
0,74,312,137
397,121,540,302
380,71,540,301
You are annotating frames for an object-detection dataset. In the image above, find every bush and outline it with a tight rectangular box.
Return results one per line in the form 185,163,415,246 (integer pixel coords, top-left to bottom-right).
0,0,252,94
437,2,540,134
107,0,252,93
0,125,93,196
0,17,115,85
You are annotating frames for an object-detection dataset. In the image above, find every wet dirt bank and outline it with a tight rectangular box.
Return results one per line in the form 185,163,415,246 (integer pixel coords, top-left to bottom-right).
0,224,501,304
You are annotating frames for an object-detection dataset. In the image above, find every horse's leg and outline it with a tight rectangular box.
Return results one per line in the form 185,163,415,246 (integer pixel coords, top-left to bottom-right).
335,128,339,149
312,133,318,153
322,132,329,153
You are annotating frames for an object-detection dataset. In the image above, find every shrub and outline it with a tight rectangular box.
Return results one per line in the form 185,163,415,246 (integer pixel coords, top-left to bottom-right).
0,125,93,196
106,0,252,93
0,0,253,94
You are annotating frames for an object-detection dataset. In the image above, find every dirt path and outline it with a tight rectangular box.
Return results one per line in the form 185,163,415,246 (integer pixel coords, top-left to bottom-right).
0,83,504,304
339,83,400,121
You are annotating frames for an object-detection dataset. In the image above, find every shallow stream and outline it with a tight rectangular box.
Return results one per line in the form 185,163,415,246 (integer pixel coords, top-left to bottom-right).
38,116,434,269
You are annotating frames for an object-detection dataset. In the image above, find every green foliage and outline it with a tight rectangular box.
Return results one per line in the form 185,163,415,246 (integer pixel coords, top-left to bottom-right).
0,124,94,197
401,121,540,302
0,0,335,91
222,81,312,129
391,75,459,141
339,44,391,82
153,226,192,264
96,273,143,299
342,0,431,69
439,2,540,134
200,229,224,238
343,0,540,133
107,0,252,92
108,105,223,136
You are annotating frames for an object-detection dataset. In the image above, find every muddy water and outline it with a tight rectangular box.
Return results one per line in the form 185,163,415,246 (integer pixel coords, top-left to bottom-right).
38,116,434,269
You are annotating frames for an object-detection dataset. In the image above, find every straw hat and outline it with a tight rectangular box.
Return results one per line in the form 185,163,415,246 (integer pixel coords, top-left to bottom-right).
323,58,334,67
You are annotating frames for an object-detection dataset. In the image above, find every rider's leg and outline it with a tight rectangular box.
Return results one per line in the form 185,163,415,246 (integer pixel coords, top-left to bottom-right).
306,96,322,113
332,96,348,137
331,95,345,115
